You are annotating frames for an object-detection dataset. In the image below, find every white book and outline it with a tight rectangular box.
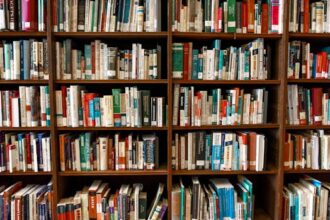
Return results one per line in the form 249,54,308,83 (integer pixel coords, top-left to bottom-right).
11,97,20,127
69,86,80,127
13,41,20,80
256,134,265,171
32,137,38,172
132,44,137,79
55,90,63,127
99,137,109,171
74,138,81,171
157,97,163,127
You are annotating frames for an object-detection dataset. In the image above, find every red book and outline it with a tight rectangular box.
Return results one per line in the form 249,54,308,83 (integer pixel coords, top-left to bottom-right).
271,0,279,33
241,2,248,33
218,6,223,32
91,42,96,77
61,86,67,123
25,133,32,169
183,43,189,80
22,0,37,31
221,100,227,122
316,53,323,79
311,88,323,125
247,0,255,33
261,3,268,34
56,203,67,220
321,52,328,78
303,0,310,33
84,93,97,127
66,203,75,220
3,182,23,220
248,132,257,171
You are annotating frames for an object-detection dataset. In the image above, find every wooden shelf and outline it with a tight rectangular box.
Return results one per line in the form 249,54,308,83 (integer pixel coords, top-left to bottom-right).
286,125,330,130
0,80,49,85
58,169,168,176
0,127,50,131
57,126,168,131
174,79,281,85
173,124,279,130
284,169,330,174
0,171,53,176
289,32,330,39
56,79,168,84
172,32,282,40
172,169,277,175
53,32,168,39
287,79,330,84
0,31,47,38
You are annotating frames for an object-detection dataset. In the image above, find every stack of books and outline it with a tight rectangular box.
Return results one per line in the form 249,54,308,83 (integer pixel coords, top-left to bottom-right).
288,41,330,79
172,38,270,80
0,132,51,173
53,0,161,32
172,176,254,219
172,131,266,171
287,85,330,125
0,181,53,220
173,86,268,126
56,40,161,80
283,176,330,219
0,0,47,31
0,86,51,127
57,181,167,220
289,0,330,33
0,39,49,80
172,0,283,33
59,133,159,171
56,86,167,128
284,130,330,170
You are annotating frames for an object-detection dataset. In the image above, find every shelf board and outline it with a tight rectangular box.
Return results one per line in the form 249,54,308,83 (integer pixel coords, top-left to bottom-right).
289,32,330,39
286,125,330,130
0,80,49,85
173,124,279,130
287,79,330,84
174,79,281,85
172,169,277,175
284,169,330,174
0,31,47,38
53,32,168,39
58,170,168,176
172,32,282,40
57,126,168,131
0,127,50,131
56,79,168,84
0,171,53,176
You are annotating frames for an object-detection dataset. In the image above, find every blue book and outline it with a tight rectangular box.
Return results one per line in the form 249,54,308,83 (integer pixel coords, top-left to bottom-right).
192,49,199,80
37,133,46,171
205,134,211,169
89,99,95,126
94,97,101,126
312,54,317,79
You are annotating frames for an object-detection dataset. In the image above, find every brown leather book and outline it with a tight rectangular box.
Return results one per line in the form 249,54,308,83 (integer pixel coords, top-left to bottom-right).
248,132,256,170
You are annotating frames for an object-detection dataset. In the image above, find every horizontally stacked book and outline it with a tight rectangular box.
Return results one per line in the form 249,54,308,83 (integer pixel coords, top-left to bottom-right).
0,132,51,173
56,86,166,128
172,0,284,33
172,131,266,171
59,133,159,171
57,181,167,220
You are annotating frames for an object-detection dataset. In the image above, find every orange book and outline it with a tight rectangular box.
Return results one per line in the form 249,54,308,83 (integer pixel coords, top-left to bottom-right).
248,132,257,170
96,183,109,220
261,3,268,34
247,0,255,33
303,0,310,33
283,133,292,170
88,180,102,219
3,182,23,220
59,134,67,171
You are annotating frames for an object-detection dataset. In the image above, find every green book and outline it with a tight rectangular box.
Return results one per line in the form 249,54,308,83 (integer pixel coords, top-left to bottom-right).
45,86,51,126
84,44,92,79
139,192,147,219
79,134,87,171
172,43,184,79
192,49,199,80
212,89,218,125
179,179,185,220
84,132,92,170
141,90,151,126
227,0,236,33
112,88,121,127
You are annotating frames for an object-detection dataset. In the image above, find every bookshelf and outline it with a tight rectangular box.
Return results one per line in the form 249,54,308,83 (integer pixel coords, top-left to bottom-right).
1,0,329,219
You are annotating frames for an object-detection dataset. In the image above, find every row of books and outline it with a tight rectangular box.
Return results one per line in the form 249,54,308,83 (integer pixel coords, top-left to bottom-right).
53,0,161,32
289,0,330,33
171,0,283,34
172,131,266,171
172,176,254,220
0,0,46,31
0,39,49,80
172,38,270,80
284,130,330,170
288,41,330,79
287,86,330,125
59,133,159,172
172,86,268,126
57,181,166,220
0,181,53,220
56,40,161,80
0,132,51,173
55,86,167,128
0,86,50,127
283,176,330,219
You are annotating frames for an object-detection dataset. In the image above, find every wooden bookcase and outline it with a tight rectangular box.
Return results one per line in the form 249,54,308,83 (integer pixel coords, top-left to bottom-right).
1,0,330,219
